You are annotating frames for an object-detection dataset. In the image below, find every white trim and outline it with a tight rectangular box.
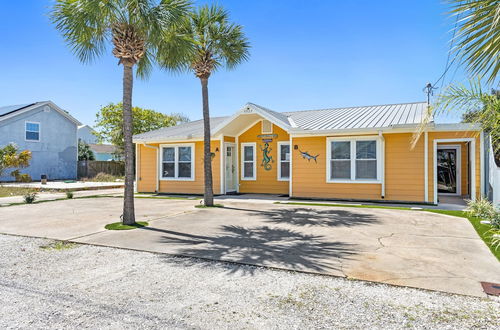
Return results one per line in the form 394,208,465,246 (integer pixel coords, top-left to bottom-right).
235,136,240,192
437,144,462,196
289,136,293,196
0,101,81,125
277,141,290,181
433,138,476,203
220,136,224,194
424,131,428,202
224,142,237,192
135,143,139,193
480,131,485,196
25,121,41,142
240,142,257,180
159,143,195,181
326,136,382,184
379,131,385,198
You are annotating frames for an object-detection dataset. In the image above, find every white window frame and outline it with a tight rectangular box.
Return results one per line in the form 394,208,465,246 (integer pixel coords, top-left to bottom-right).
25,121,41,142
277,141,290,181
326,136,382,183
241,142,256,180
159,143,195,181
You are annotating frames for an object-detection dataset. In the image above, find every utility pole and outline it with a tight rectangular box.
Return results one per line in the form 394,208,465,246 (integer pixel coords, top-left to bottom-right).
423,82,437,105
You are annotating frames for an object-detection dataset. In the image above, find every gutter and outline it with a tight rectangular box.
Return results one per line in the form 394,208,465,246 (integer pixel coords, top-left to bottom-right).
142,143,160,193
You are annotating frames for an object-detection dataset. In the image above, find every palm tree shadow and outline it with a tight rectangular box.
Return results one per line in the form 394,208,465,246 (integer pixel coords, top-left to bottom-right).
254,207,380,227
147,225,357,275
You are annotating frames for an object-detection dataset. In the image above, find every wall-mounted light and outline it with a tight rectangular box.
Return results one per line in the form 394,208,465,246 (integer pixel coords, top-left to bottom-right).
294,145,298,150
215,147,219,152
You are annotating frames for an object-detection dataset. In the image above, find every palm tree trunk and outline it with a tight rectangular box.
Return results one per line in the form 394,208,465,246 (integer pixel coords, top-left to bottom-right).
200,77,214,206
122,64,136,224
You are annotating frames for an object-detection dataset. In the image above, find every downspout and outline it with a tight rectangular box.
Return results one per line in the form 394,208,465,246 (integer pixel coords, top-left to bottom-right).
379,131,385,199
143,143,159,193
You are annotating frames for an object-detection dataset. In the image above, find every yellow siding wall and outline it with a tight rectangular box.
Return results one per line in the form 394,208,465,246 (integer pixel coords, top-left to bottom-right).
429,131,481,201
384,133,425,202
291,136,382,200
137,141,221,194
238,122,289,194
224,136,235,143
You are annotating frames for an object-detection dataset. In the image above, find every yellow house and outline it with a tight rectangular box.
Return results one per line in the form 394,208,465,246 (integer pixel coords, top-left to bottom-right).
133,102,485,205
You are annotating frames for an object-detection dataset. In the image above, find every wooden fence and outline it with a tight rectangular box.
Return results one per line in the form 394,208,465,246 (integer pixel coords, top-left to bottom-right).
77,160,125,179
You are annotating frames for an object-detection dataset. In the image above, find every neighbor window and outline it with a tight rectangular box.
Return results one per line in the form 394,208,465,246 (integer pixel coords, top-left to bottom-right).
161,145,194,180
278,142,290,180
25,122,40,141
328,138,378,182
241,143,256,180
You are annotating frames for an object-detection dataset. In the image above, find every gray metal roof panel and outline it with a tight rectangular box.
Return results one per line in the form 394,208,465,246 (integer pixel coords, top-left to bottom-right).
0,103,35,117
134,116,229,140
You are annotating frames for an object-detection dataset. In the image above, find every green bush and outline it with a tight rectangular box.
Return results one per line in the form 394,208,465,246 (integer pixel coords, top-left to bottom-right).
66,191,74,199
466,198,496,219
23,192,37,204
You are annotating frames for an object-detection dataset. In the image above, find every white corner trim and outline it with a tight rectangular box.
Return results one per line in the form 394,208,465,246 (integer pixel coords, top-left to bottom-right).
480,131,485,196
240,142,257,181
220,136,224,194
289,136,293,196
424,131,428,202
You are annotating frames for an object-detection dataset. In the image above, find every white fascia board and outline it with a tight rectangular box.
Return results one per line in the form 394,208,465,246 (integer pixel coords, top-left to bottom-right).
212,103,292,136
0,101,82,126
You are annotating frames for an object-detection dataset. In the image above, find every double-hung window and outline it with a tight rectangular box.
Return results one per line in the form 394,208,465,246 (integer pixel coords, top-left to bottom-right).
241,143,256,180
278,142,290,180
161,144,194,180
327,138,379,182
25,122,40,141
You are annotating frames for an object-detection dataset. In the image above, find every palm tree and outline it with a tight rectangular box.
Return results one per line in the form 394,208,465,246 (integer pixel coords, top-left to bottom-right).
51,0,190,225
157,5,250,206
448,0,500,83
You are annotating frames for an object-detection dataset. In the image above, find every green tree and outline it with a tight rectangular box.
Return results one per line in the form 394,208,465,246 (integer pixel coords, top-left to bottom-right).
94,102,189,154
51,0,190,225
0,144,32,179
78,139,96,161
448,0,500,83
157,5,250,206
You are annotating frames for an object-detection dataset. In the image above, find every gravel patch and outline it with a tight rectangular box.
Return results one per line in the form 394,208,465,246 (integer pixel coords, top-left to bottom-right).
0,234,498,329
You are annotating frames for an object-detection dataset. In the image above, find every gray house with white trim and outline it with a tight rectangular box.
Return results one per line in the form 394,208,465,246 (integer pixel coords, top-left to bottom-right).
0,101,81,181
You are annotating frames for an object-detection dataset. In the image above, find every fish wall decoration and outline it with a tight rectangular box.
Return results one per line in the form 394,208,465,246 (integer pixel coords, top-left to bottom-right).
299,150,319,163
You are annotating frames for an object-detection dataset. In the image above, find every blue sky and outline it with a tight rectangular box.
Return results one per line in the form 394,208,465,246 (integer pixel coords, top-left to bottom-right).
0,1,466,125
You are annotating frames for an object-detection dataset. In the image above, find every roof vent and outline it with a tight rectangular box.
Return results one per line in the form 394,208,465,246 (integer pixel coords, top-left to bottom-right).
43,106,50,112
262,120,272,134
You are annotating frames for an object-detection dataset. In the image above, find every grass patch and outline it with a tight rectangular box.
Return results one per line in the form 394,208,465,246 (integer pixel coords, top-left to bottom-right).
277,201,500,261
105,221,148,230
195,203,224,208
40,240,76,251
81,172,124,182
0,186,36,198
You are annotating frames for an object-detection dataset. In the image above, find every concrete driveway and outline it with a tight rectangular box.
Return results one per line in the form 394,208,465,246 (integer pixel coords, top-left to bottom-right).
1,197,499,297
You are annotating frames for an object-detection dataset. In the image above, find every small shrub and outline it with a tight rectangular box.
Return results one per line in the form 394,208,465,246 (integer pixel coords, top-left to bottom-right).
466,198,495,219
488,229,500,251
66,191,74,199
86,172,124,182
11,170,32,182
23,192,37,204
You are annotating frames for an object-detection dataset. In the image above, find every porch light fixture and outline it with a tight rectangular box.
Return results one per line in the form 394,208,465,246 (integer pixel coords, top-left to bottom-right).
294,145,298,150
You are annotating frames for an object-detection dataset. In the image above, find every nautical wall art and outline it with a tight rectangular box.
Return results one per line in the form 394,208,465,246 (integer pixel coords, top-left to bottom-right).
298,150,319,163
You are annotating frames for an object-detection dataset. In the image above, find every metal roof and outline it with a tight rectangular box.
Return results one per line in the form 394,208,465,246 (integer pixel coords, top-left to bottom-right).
133,101,430,141
134,116,229,141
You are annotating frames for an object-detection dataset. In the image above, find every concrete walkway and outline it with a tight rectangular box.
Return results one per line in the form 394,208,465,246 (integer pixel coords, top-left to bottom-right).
0,188,123,205
1,181,124,190
0,197,498,297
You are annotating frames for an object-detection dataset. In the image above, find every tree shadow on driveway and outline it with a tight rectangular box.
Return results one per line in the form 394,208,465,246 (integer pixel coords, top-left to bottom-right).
146,225,357,275
224,206,380,227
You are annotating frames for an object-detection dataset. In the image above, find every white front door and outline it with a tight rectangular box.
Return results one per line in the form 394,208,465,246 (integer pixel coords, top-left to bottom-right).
225,145,237,192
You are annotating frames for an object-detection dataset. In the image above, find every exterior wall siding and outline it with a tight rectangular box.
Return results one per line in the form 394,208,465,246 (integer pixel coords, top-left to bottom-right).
0,105,77,181
238,122,289,194
137,140,221,194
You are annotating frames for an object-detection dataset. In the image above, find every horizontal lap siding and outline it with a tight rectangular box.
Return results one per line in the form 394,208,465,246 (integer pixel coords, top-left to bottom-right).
292,136,382,200
138,144,157,192
224,136,235,143
138,141,221,195
384,133,425,202
238,122,289,194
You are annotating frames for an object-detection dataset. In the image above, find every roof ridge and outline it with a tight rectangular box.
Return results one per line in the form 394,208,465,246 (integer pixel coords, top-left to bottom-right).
283,101,427,114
